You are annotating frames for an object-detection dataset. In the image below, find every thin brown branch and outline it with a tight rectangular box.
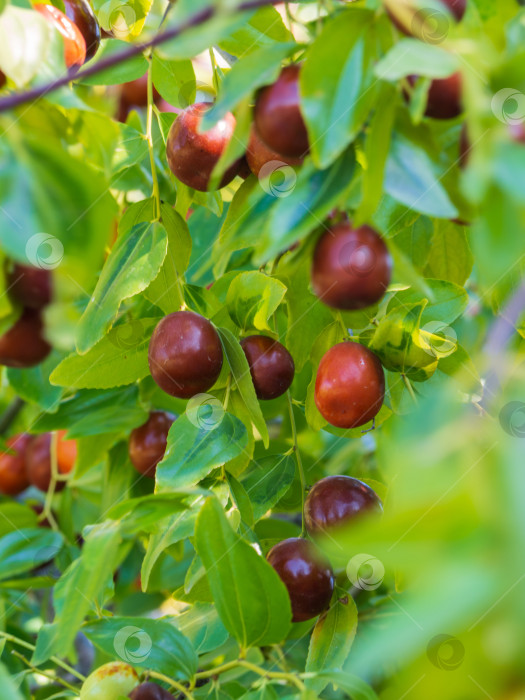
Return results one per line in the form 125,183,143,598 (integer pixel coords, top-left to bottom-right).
0,0,279,114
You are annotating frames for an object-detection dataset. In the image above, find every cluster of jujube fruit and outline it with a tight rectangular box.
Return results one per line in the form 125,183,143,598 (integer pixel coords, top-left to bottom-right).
0,429,76,496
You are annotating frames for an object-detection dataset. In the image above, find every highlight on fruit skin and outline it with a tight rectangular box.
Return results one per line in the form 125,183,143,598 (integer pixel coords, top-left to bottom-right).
34,3,87,69
311,222,392,310
267,537,334,622
62,0,101,62
166,102,240,191
315,341,385,429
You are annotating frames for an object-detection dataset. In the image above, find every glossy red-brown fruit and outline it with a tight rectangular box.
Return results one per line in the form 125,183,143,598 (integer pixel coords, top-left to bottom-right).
34,4,86,69
62,0,100,62
267,538,334,622
25,431,76,493
315,342,385,429
6,263,53,309
407,73,463,120
166,102,240,191
148,311,223,399
311,223,392,310
240,335,295,400
305,475,382,537
254,65,308,159
120,75,160,107
128,412,174,478
388,0,466,35
245,126,303,177
0,309,51,368
0,434,33,496
129,682,173,700
237,156,252,180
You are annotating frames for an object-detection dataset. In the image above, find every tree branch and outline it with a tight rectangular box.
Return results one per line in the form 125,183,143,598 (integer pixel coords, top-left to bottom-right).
0,0,279,114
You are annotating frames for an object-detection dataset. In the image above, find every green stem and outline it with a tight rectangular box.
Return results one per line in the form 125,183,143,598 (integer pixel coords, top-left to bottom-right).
149,671,194,700
11,651,80,693
402,374,418,404
286,391,306,536
194,659,306,692
223,374,232,412
0,631,86,682
147,54,161,220
42,431,60,532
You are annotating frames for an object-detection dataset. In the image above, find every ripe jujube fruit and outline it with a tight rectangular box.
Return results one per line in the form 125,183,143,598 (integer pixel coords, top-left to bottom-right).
0,309,51,368
129,682,173,700
148,311,223,399
62,0,100,62
240,335,295,400
254,65,309,159
128,411,174,478
25,430,76,492
267,537,334,622
311,223,392,310
245,126,303,177
305,475,382,537
34,4,86,69
315,342,385,429
407,73,463,120
166,102,240,191
0,434,32,496
80,662,139,700
6,263,53,309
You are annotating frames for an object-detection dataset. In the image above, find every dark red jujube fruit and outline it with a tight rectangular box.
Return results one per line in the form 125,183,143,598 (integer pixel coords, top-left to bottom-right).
34,4,86,69
254,65,309,159
128,411,174,478
0,309,51,368
62,0,100,62
25,431,76,493
315,342,385,429
267,537,334,622
0,434,33,496
240,335,295,400
129,682,173,700
305,475,382,537
311,223,392,310
166,102,240,191
148,311,223,399
245,126,303,177
407,73,463,120
6,263,53,309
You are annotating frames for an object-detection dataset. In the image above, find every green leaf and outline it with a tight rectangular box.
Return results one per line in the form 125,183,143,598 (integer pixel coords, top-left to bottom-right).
0,502,38,539
226,473,255,527
313,670,378,700
50,317,160,389
6,351,63,411
156,413,248,491
218,327,269,448
79,39,148,85
152,53,195,108
195,497,292,647
226,272,287,332
387,279,468,325
32,522,121,664
0,6,54,86
201,42,296,130
301,8,376,168
424,221,473,286
218,6,292,56
374,39,459,81
0,662,24,700
83,616,197,679
241,454,295,521
144,204,192,314
176,603,229,654
77,221,167,353
385,133,458,219
0,528,63,580
92,0,153,40
305,597,358,692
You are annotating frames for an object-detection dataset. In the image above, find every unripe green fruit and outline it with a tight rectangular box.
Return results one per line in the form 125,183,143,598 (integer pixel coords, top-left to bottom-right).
80,662,139,700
